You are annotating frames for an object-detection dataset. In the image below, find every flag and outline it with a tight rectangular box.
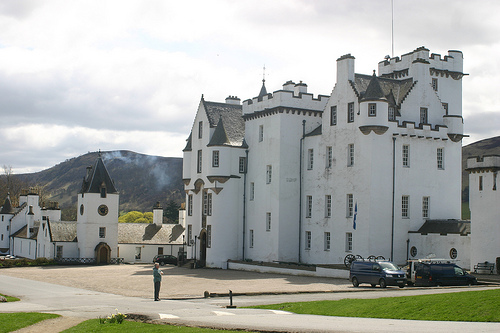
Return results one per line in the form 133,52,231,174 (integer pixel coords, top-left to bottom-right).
353,202,357,230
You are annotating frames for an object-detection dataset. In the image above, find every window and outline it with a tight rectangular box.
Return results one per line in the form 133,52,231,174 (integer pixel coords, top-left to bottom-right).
100,186,106,198
420,107,428,124
307,149,314,170
187,225,193,243
207,225,212,248
348,102,354,123
369,103,376,116
266,212,271,231
99,227,106,238
348,144,354,167
158,247,164,255
208,193,212,216
479,176,483,191
324,232,331,251
203,191,211,216
266,165,272,184
56,246,63,259
325,195,332,218
259,125,264,142
437,148,444,170
0,234,3,241
388,106,395,120
402,195,409,218
198,121,203,139
250,182,255,201
326,146,333,168
347,194,353,217
345,232,353,252
422,196,429,218
239,157,246,173
249,229,254,248
305,231,311,250
306,195,312,218
402,145,410,167
135,247,141,260
330,106,337,125
432,78,438,91
187,195,193,216
212,150,219,167
197,150,202,173
494,172,497,191
442,102,448,115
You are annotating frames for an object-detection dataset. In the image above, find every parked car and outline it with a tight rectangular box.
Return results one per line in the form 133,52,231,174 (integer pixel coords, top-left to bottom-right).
350,260,406,288
153,254,178,266
412,262,477,286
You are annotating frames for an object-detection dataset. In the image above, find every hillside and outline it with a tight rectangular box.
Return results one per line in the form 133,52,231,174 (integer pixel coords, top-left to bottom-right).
17,150,184,219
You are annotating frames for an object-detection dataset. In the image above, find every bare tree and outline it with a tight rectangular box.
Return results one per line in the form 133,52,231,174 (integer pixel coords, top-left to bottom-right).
0,165,27,207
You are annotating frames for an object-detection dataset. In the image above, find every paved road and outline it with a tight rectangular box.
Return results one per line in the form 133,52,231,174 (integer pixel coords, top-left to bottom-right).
2,273,500,332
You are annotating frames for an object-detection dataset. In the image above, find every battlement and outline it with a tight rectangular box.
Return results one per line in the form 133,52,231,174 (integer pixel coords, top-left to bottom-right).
379,47,463,77
467,155,500,171
242,81,328,115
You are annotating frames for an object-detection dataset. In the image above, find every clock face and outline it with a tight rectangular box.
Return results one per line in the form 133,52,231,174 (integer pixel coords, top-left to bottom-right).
80,204,84,215
98,204,109,216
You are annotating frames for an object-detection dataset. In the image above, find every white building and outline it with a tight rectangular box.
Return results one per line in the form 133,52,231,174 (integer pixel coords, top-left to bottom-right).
0,154,184,264
182,47,489,270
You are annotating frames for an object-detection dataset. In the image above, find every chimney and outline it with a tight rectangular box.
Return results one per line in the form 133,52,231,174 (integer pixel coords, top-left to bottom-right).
225,96,241,105
282,80,295,91
294,81,307,95
153,202,163,227
336,53,355,83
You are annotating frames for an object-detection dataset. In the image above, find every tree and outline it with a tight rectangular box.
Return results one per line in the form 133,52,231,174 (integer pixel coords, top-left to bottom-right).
164,200,180,223
118,211,152,223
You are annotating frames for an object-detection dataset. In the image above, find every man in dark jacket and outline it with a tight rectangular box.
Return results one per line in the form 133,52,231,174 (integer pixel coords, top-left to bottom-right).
153,262,163,301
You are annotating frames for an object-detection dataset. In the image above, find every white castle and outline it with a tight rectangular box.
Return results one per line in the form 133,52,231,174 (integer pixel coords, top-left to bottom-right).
182,47,499,271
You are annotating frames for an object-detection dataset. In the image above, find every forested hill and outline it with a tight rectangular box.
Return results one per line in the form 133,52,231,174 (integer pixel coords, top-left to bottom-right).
16,150,184,220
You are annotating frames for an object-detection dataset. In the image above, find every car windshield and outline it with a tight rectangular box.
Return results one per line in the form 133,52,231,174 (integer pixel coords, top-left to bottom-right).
379,262,399,271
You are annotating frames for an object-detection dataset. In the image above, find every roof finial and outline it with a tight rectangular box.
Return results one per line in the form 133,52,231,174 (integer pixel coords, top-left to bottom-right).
262,64,266,83
258,65,268,98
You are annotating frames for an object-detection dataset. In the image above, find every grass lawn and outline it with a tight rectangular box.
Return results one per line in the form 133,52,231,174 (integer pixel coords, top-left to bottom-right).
0,312,60,333
62,319,253,332
0,293,19,302
250,288,500,322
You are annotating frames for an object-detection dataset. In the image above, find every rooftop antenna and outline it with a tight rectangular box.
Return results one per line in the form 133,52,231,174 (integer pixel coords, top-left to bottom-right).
391,0,394,58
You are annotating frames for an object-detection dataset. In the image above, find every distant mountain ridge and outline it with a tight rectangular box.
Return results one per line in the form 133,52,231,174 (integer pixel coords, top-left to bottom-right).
18,150,184,219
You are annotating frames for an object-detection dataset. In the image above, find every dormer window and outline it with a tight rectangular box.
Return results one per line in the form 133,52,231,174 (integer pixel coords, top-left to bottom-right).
100,182,107,198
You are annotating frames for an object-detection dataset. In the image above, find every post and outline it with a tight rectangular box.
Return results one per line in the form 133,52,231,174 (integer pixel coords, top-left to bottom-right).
227,290,236,308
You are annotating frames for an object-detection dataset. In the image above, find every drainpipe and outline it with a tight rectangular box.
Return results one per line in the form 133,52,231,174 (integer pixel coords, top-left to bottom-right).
391,136,396,261
242,149,249,260
298,120,306,263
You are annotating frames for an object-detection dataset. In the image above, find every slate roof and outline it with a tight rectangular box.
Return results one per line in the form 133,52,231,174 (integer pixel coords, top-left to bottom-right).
11,221,39,239
258,80,268,98
353,74,415,107
118,223,184,244
0,194,14,214
203,100,245,147
410,219,471,236
305,124,322,137
80,155,118,194
183,133,192,152
48,221,77,242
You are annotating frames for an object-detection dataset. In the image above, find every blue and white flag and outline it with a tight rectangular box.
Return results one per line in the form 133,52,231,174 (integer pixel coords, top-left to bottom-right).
353,202,357,230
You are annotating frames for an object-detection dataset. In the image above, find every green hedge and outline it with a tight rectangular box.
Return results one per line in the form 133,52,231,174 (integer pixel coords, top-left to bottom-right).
0,257,56,268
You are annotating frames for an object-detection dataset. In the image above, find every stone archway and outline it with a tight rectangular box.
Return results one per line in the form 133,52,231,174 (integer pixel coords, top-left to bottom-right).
95,242,111,264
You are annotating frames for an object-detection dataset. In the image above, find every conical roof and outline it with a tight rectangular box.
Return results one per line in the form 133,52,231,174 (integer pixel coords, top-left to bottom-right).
80,154,118,194
361,71,387,101
258,79,267,98
0,194,14,214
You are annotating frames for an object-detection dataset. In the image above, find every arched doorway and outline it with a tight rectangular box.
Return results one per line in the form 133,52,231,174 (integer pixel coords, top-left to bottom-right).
95,242,111,264
199,230,207,267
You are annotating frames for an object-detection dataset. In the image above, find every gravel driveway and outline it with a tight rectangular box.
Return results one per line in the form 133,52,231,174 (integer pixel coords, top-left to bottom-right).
0,264,350,299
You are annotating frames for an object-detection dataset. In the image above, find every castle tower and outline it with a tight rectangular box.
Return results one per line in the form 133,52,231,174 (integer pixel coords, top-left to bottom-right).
0,194,15,253
76,153,119,264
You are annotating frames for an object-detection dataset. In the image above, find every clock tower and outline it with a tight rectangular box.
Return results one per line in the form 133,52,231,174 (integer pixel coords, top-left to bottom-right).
77,153,119,264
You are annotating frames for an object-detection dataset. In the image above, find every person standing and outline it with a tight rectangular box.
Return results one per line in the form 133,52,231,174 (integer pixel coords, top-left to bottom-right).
153,262,163,301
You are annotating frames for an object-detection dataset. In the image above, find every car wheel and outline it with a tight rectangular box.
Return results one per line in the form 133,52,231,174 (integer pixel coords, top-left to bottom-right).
379,279,387,288
399,284,405,288
160,262,165,266
352,277,359,287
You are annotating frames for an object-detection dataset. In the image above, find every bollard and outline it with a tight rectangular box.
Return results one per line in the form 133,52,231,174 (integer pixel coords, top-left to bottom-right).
226,289,236,308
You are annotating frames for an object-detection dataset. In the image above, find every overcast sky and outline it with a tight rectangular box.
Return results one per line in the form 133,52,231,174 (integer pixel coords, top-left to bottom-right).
1,0,499,174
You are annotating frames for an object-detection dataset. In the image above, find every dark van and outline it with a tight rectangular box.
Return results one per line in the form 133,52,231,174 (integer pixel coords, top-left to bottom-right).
350,261,406,288
414,263,477,286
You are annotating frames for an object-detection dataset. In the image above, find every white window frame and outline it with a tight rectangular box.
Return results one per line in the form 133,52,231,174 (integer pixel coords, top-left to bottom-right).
345,232,353,252
422,196,429,218
198,121,203,139
305,231,311,250
388,106,395,120
324,232,331,251
325,195,332,218
437,148,444,170
266,212,271,231
207,192,212,216
197,150,202,173
326,146,333,168
187,194,193,216
250,182,255,201
402,144,410,167
306,195,313,218
207,225,212,248
212,150,219,167
307,149,314,170
239,157,246,173
402,195,410,218
249,229,254,248
368,103,376,116
432,78,438,91
330,105,337,125
266,165,272,184
348,144,354,167
187,225,193,244
348,102,354,123
259,125,264,142
420,107,428,124
99,227,106,238
203,190,208,216
347,194,353,217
